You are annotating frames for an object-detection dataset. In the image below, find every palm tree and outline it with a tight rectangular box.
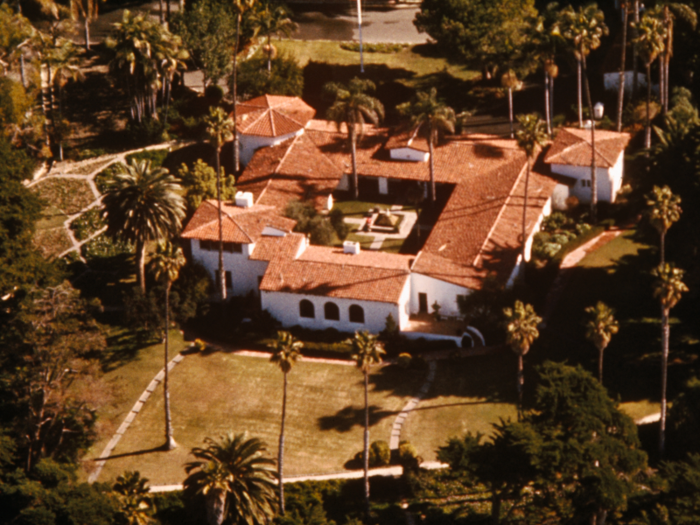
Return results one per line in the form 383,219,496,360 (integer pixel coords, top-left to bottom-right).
113,471,153,525
501,69,522,139
647,185,682,266
324,77,384,199
584,301,619,385
634,11,666,150
49,37,83,160
533,2,564,135
515,114,547,271
231,0,257,174
503,300,541,417
251,2,297,72
268,330,303,515
617,1,631,132
348,330,385,520
658,3,696,113
559,4,608,129
150,240,186,451
184,433,278,525
652,263,689,457
204,107,235,301
102,159,185,294
397,88,456,204
69,0,100,50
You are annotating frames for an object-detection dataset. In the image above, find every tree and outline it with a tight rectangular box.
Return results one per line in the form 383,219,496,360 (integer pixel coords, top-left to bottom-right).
659,3,697,115
251,1,297,72
503,300,541,417
231,0,258,173
647,185,682,266
324,78,384,200
0,5,34,82
237,52,304,99
150,240,186,451
69,0,101,50
397,88,455,204
414,0,537,80
652,262,688,458
501,69,522,139
268,331,302,515
559,4,608,129
2,282,107,471
113,471,153,525
184,433,278,525
657,454,700,522
584,301,619,385
515,113,547,269
101,159,185,294
617,1,631,132
634,11,666,149
204,106,235,301
348,330,385,520
668,377,700,457
178,159,236,214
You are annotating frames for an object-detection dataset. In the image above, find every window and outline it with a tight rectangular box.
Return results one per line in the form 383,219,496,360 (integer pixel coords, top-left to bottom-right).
581,179,591,188
225,271,232,289
349,304,364,323
418,293,428,314
324,302,340,321
200,240,214,251
224,242,243,253
300,299,315,319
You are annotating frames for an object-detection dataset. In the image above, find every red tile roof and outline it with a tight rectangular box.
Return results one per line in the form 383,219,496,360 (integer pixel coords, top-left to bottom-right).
544,127,631,169
236,133,344,211
384,123,430,153
249,233,306,262
259,245,412,303
235,95,316,138
181,200,296,243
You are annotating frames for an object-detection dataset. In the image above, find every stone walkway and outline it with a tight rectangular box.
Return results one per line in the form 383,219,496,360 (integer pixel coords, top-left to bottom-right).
344,208,417,250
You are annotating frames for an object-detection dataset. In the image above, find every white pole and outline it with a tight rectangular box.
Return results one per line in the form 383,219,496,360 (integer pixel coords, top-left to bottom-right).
357,0,364,73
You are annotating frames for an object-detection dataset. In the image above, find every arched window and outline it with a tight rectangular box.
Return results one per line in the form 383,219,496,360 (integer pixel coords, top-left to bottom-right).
324,302,340,321
299,299,315,319
349,304,365,323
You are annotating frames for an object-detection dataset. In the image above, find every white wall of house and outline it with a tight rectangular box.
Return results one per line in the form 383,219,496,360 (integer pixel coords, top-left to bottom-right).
191,239,268,296
378,177,389,194
261,289,408,334
409,273,471,318
550,163,618,203
604,71,647,95
506,195,553,288
239,129,304,167
389,148,429,162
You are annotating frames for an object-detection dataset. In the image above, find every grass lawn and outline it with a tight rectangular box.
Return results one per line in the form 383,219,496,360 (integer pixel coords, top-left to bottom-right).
333,200,392,217
402,353,517,462
89,350,427,485
346,232,375,250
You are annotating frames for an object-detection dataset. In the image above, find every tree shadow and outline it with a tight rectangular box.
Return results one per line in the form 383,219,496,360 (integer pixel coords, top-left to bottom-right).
317,404,397,432
98,444,170,461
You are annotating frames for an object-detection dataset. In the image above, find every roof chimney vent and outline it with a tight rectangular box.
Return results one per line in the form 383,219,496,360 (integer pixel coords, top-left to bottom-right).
235,191,254,208
343,241,361,255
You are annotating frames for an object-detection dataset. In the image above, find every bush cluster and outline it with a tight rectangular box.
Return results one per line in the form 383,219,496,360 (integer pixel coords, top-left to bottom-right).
531,211,592,262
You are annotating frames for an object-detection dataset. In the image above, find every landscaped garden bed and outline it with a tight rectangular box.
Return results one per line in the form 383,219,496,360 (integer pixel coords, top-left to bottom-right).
33,227,73,258
33,177,97,215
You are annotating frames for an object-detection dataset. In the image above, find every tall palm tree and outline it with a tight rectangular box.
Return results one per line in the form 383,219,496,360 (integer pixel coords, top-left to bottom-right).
204,107,235,301
515,114,547,270
533,2,564,135
102,159,185,294
49,37,83,160
634,11,666,150
324,77,384,199
397,88,456,204
150,240,186,451
113,471,153,525
503,300,541,417
652,263,688,457
501,69,522,139
268,330,302,515
251,2,297,72
184,433,278,525
584,301,619,385
659,3,697,114
617,1,631,132
231,0,257,173
559,4,608,129
647,185,682,266
348,330,385,520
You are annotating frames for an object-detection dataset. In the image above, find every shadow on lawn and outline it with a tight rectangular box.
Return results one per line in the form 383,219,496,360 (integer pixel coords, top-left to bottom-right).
99,445,170,461
317,404,397,432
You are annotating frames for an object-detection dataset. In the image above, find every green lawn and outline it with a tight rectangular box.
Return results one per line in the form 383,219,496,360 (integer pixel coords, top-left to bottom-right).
333,201,392,217
89,350,427,485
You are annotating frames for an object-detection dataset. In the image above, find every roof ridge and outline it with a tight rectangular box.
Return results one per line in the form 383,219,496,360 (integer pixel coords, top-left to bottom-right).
227,213,254,243
274,133,302,174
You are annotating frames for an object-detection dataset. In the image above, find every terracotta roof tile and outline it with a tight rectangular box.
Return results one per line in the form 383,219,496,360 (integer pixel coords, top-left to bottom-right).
384,123,430,153
235,95,315,138
544,127,631,168
250,233,306,262
181,200,296,243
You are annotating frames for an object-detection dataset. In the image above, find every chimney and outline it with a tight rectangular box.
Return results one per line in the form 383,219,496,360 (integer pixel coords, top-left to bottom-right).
235,191,254,208
343,241,361,255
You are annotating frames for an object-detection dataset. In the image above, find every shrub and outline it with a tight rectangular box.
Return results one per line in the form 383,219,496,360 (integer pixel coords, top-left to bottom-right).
125,148,170,168
397,353,412,369
339,42,407,53
81,233,133,260
369,440,391,467
95,163,121,194
70,208,105,242
285,200,334,246
236,52,304,99
125,118,168,146
204,84,224,103
398,440,421,473
170,261,213,323
330,208,349,241
178,159,236,214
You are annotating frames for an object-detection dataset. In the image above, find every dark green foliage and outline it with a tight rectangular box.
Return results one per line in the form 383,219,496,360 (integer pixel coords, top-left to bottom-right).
123,286,164,341
329,208,349,241
657,454,700,523
237,53,304,99
178,159,236,214
284,200,334,246
95,163,121,195
204,84,225,103
368,440,390,467
125,148,170,168
398,441,421,473
70,208,106,242
170,261,213,323
125,118,168,146
457,275,515,342
81,234,134,260
668,377,700,458
339,42,407,54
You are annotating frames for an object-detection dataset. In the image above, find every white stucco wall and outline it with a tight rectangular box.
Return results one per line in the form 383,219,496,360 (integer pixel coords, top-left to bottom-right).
506,195,553,288
409,273,472,318
604,71,647,94
239,129,304,167
551,163,614,203
390,148,429,162
191,239,268,296
378,177,389,194
261,289,408,335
